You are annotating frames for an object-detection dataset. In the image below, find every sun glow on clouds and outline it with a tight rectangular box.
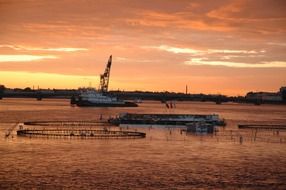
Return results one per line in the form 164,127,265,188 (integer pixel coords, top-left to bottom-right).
156,45,202,54
0,44,88,62
29,47,88,52
0,45,88,52
153,45,282,68
208,49,259,54
155,45,261,55
185,58,286,68
0,55,57,62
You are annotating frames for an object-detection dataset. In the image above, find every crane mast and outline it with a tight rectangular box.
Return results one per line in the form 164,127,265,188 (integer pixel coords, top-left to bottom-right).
99,55,112,93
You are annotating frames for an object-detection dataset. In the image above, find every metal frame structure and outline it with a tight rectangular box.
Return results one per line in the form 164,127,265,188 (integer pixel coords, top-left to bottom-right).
99,55,112,93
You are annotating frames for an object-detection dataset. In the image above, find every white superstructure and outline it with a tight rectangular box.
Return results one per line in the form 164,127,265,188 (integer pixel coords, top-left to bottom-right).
78,88,124,104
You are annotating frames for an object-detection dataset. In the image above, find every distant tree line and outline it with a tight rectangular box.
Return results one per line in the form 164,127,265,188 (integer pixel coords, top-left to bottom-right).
0,85,5,99
281,89,286,101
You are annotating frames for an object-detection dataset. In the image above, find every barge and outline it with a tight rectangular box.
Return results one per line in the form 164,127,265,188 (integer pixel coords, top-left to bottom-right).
109,113,225,126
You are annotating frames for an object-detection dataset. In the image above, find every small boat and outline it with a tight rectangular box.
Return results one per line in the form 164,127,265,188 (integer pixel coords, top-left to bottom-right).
71,88,138,107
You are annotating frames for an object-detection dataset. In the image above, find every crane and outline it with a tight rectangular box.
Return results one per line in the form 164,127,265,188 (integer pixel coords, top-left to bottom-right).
99,55,112,93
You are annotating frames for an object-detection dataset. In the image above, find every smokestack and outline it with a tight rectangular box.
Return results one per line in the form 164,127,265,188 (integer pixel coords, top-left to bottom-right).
186,85,188,94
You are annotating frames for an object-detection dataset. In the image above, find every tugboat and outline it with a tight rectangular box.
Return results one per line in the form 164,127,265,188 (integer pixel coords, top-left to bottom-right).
71,55,138,107
71,88,137,107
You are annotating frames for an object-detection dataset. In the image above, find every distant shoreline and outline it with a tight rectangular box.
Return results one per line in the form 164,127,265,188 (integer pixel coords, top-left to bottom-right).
1,90,286,106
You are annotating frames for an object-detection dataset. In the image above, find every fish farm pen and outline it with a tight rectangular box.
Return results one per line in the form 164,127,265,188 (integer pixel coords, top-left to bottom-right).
17,129,146,139
178,123,286,144
179,128,286,144
23,121,113,127
17,121,146,139
217,130,285,144
238,124,286,130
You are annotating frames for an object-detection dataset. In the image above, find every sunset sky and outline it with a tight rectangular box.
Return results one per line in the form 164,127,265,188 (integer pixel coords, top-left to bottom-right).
0,0,285,95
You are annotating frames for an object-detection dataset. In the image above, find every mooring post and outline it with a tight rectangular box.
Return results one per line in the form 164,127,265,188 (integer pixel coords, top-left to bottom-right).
254,129,257,142
240,136,243,144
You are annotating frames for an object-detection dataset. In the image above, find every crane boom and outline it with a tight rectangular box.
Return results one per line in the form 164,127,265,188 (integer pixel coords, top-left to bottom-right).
100,55,112,92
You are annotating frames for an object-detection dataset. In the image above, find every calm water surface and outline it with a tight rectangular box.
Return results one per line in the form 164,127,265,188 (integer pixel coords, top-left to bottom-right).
0,98,286,189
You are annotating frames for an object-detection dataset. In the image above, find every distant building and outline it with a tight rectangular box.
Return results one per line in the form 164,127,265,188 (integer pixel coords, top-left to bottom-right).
246,92,282,102
280,86,286,92
280,86,286,101
0,85,5,99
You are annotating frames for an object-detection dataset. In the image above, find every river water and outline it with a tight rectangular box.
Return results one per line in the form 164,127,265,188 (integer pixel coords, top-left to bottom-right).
0,98,285,189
